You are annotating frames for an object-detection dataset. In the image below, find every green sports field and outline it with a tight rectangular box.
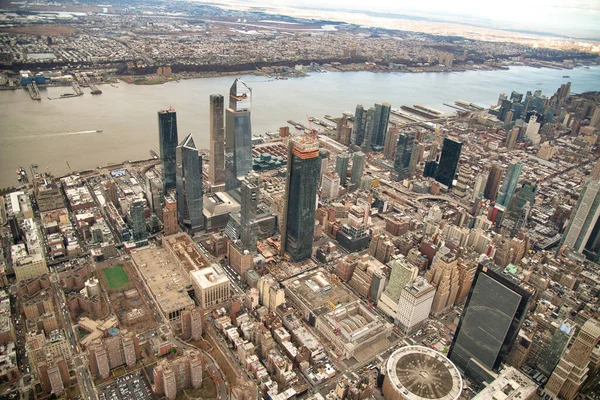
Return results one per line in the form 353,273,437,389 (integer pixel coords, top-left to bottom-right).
103,265,129,290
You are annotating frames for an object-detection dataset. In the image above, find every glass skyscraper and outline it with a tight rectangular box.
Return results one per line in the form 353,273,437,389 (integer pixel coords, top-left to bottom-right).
176,134,204,232
371,102,391,148
448,260,532,386
496,163,522,208
435,138,462,188
352,104,366,146
225,79,253,191
281,137,321,262
158,108,179,193
395,131,415,181
130,198,147,244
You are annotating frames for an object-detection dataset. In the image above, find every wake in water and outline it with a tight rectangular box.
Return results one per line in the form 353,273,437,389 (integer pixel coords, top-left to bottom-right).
9,130,103,141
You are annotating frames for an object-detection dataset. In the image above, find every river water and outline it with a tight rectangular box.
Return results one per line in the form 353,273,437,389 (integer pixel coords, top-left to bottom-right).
1,66,599,187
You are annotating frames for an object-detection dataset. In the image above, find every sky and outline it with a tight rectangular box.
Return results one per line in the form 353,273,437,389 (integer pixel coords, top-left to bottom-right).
243,0,600,38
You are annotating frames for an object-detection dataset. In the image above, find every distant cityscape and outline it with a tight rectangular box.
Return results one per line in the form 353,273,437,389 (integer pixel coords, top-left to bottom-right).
1,1,600,400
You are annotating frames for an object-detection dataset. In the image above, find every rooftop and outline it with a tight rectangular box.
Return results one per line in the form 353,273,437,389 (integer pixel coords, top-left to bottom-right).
131,246,195,314
191,265,230,289
386,346,462,400
472,366,537,399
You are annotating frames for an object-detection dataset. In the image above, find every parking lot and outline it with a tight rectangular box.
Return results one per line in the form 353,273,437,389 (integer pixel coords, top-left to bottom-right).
99,371,155,400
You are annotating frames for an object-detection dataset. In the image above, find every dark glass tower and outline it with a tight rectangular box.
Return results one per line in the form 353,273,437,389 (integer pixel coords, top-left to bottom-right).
158,108,179,193
209,94,225,190
371,102,391,148
435,138,462,188
394,130,415,180
176,134,204,232
225,79,253,191
448,260,532,386
130,198,147,244
352,105,366,146
281,137,321,261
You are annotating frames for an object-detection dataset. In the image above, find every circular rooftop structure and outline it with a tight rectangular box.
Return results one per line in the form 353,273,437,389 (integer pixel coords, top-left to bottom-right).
383,346,462,400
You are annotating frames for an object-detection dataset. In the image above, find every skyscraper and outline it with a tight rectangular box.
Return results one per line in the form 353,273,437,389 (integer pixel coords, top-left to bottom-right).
371,102,391,148
158,108,179,193
335,153,350,187
544,319,600,400
130,198,147,244
225,79,253,191
448,260,532,386
394,130,415,181
425,253,460,316
239,173,260,252
383,126,399,161
505,126,519,150
350,152,365,190
361,107,376,153
281,137,320,261
435,138,462,188
496,163,522,208
209,94,225,191
561,180,600,259
176,134,204,232
352,105,366,146
484,164,504,201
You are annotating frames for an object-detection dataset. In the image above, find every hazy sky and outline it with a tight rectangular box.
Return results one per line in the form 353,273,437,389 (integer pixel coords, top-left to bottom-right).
246,0,600,38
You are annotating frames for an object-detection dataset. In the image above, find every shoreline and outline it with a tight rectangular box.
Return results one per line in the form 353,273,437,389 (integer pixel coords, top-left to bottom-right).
6,60,597,91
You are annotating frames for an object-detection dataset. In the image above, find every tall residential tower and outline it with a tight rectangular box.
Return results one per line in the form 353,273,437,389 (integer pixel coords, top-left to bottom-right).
158,108,179,193
209,94,225,191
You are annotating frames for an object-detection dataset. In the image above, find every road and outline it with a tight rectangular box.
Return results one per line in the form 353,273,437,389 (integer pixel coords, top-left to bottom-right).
50,268,98,400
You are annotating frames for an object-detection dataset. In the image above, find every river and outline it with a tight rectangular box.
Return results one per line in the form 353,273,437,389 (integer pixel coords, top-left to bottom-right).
1,65,599,187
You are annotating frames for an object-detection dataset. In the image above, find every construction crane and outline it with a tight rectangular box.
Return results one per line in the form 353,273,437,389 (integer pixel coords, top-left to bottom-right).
306,114,318,139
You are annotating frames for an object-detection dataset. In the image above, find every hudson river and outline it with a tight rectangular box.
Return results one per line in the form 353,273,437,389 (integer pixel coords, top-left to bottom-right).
1,66,599,187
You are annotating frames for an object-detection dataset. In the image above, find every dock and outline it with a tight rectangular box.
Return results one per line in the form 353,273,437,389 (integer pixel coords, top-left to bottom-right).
27,83,41,100
390,109,420,122
400,105,440,119
89,83,102,95
72,82,84,96
287,120,310,131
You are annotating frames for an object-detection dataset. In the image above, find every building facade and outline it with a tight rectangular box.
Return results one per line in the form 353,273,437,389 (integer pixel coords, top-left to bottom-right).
209,94,226,191
176,134,204,232
281,137,320,261
158,108,179,193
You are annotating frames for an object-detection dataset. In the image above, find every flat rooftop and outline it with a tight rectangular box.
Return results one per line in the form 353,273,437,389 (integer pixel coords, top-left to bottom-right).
281,268,356,317
131,246,195,315
163,233,209,273
191,266,230,289
472,366,537,399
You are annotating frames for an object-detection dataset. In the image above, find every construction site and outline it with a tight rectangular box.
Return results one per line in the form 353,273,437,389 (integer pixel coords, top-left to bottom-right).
96,259,159,334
